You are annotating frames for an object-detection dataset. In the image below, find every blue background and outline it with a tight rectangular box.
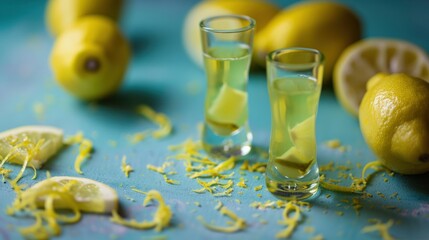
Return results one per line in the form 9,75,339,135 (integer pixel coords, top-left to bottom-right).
0,0,428,239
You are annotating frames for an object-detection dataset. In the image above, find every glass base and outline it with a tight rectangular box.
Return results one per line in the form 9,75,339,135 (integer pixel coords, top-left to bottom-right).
202,122,252,158
265,162,320,200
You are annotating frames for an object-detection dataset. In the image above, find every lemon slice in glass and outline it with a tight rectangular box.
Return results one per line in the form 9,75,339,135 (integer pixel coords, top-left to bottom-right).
24,176,118,213
334,38,429,116
207,84,247,135
291,115,316,157
0,126,64,168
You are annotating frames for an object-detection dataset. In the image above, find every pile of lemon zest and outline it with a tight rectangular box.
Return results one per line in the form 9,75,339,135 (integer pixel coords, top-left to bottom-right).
137,105,173,140
248,162,267,173
8,180,82,239
111,190,172,232
198,206,246,233
121,156,134,178
361,219,395,240
276,201,302,238
189,157,236,179
254,185,263,191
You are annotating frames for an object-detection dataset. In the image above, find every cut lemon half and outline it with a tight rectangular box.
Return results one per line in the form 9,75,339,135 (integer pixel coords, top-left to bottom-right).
23,176,118,213
0,126,63,169
334,38,429,116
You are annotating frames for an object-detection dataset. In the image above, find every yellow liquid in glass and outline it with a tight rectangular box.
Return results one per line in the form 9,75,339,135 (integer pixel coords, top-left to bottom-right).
269,76,320,178
203,44,251,136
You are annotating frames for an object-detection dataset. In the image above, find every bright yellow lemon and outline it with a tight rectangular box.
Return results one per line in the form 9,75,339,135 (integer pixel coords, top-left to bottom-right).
359,73,429,174
50,16,131,100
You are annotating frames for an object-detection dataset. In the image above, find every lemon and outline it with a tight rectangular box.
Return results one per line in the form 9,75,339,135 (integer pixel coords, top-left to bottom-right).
46,0,124,37
359,73,429,174
183,0,280,67
206,84,247,135
0,126,63,169
23,176,118,213
253,1,361,82
50,16,131,100
290,115,316,156
334,38,429,116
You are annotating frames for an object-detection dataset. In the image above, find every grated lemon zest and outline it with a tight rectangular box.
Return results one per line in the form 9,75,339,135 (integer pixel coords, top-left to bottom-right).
214,201,223,210
111,190,172,232
163,175,179,185
121,156,134,178
137,105,173,140
325,139,341,149
8,180,82,239
320,161,384,193
198,206,246,233
362,219,395,240
236,178,247,188
65,132,93,175
254,185,263,191
276,201,301,238
189,157,236,179
212,188,233,197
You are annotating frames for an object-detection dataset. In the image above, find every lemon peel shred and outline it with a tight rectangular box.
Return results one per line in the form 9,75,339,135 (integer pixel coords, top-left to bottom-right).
320,160,385,193
236,178,247,188
254,185,263,191
111,190,172,232
137,105,173,140
276,201,302,238
65,132,93,175
121,156,134,178
198,206,246,233
362,219,395,240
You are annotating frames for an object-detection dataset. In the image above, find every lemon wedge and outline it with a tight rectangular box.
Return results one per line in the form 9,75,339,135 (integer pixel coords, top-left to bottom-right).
290,115,316,152
334,38,429,116
206,84,247,135
24,176,118,213
0,126,63,169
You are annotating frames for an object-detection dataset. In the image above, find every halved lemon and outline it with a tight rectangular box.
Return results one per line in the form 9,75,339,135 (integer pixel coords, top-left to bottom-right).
0,126,63,168
23,176,118,213
334,38,429,116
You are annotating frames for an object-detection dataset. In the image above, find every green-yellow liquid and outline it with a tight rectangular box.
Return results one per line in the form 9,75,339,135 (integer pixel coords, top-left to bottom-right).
269,76,320,178
203,44,251,136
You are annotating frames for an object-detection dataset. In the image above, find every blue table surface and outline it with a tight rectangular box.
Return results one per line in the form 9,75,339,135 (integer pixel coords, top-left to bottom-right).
1,0,428,239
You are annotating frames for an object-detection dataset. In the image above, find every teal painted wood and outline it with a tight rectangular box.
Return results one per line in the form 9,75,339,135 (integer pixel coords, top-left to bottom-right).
0,0,428,239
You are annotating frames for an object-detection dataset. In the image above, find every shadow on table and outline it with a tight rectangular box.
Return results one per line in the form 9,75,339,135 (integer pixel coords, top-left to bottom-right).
70,82,168,127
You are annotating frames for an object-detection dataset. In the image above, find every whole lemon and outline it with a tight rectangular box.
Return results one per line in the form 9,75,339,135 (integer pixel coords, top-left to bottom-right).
183,0,280,67
359,73,429,174
254,1,361,82
50,16,131,101
46,0,123,37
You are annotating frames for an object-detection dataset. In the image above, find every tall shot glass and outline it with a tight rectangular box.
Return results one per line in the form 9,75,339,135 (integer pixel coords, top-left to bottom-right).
265,48,324,200
199,15,255,158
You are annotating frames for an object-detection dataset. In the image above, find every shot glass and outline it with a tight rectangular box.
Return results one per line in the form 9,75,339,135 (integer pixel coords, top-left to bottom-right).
199,15,255,158
265,48,324,200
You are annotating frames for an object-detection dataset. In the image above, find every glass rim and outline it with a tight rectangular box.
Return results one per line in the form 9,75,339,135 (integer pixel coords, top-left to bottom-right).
266,47,325,66
200,15,255,33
